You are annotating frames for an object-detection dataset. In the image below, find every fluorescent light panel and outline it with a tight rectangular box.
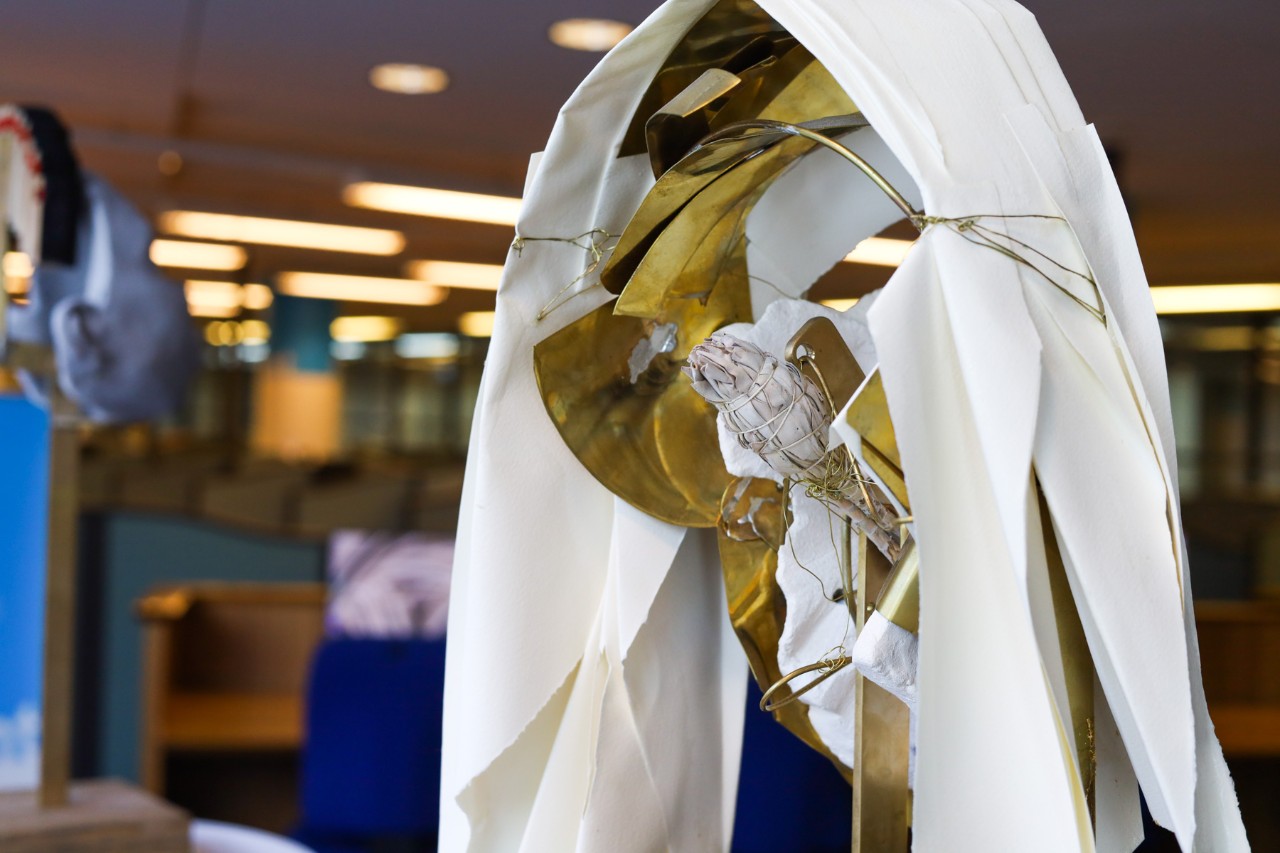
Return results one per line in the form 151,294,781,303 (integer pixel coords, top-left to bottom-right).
458,310,495,338
330,315,404,343
278,272,446,306
159,211,404,256
344,182,521,226
185,280,244,318
843,237,914,267
242,283,275,311
1151,284,1280,315
406,259,503,290
150,239,247,271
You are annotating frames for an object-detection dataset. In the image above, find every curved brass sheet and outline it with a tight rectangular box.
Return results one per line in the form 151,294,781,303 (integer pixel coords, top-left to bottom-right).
874,539,920,634
605,47,861,301
532,242,751,527
718,477,853,780
619,0,791,158
644,40,855,179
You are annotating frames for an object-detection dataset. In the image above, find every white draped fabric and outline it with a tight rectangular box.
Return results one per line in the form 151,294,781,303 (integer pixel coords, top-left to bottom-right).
441,1,1248,850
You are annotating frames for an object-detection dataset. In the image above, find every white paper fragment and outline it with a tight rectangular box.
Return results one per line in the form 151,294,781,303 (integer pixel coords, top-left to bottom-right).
851,611,919,710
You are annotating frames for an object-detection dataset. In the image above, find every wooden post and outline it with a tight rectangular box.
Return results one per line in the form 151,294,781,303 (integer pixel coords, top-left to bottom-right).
38,383,79,808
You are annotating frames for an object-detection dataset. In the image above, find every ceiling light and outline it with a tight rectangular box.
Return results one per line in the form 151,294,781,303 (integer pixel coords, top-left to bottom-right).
395,332,461,360
240,319,271,345
458,310,496,338
204,321,244,347
548,18,633,52
344,182,522,226
1151,284,1280,314
158,211,404,256
843,237,914,267
185,280,243,318
242,283,275,311
150,239,247,271
278,272,447,306
330,315,405,343
4,251,33,279
369,63,449,95
820,298,861,312
406,259,503,290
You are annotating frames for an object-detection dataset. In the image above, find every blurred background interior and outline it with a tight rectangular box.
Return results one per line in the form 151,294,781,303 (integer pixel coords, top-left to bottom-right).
0,1,1277,851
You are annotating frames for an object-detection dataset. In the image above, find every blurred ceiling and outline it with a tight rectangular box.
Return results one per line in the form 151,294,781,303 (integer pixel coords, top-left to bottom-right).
1,0,1277,330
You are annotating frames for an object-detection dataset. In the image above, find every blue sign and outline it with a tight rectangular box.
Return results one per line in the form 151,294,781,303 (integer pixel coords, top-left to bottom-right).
0,394,48,791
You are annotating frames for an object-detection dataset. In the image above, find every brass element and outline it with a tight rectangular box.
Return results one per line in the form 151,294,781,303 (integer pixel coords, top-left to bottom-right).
536,47,859,526
643,45,846,179
845,369,901,467
852,532,913,852
645,69,742,178
785,316,866,407
844,368,909,510
613,118,870,317
875,538,921,634
620,0,790,158
718,476,852,780
533,243,751,527
1038,482,1097,825
782,314,912,852
702,119,921,224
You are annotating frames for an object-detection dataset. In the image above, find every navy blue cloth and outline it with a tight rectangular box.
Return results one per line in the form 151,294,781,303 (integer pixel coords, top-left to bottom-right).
297,638,853,851
295,638,446,852
732,679,852,853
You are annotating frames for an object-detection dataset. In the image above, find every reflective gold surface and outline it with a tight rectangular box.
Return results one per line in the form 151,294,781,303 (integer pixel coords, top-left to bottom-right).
874,539,920,634
785,316,866,409
619,0,789,158
718,476,853,780
537,41,859,526
852,533,913,853
844,368,909,510
533,256,750,526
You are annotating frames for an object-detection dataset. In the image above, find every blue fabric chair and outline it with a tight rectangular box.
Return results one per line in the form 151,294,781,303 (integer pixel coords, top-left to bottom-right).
732,679,852,852
294,638,446,853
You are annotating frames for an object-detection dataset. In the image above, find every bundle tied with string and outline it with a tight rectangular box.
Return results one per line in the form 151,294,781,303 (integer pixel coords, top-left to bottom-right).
685,331,900,561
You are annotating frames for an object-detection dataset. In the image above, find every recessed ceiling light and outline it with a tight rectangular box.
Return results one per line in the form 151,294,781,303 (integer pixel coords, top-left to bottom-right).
369,63,449,95
344,182,522,226
548,18,633,52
